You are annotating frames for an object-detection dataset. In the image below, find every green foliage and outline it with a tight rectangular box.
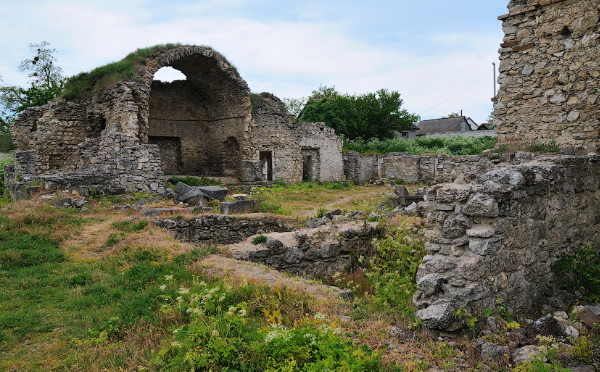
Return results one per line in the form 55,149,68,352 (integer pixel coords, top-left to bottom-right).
552,243,600,302
512,336,572,371
0,135,14,152
167,175,223,187
0,42,65,125
252,235,268,245
111,219,148,232
344,135,498,155
62,43,186,100
299,85,420,140
357,225,426,318
0,229,64,269
529,140,560,153
0,152,15,195
482,298,514,322
152,279,384,371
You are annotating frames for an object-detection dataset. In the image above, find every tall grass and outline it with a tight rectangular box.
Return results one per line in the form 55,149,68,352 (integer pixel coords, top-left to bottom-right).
343,136,498,155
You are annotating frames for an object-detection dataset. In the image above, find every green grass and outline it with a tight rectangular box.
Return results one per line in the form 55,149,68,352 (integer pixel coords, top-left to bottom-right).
343,136,498,155
111,219,148,232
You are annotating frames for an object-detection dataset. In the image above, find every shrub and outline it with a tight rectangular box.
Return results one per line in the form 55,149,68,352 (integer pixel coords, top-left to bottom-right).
552,243,600,302
252,235,268,245
343,136,498,155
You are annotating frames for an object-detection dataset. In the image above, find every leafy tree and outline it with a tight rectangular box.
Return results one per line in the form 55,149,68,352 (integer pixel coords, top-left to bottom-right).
298,86,419,140
0,42,65,131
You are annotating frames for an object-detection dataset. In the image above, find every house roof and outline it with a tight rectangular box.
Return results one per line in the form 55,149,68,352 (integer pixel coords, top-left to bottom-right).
416,116,476,135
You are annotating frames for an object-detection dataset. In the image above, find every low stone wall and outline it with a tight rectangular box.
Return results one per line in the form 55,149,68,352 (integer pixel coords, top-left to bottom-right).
343,152,534,184
413,155,600,330
154,215,293,246
230,222,381,279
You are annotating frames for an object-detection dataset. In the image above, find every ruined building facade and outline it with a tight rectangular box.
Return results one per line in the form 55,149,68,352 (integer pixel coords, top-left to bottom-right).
494,0,600,151
8,45,343,194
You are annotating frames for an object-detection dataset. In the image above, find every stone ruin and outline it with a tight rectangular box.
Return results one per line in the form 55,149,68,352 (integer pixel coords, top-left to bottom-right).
494,0,600,152
3,1,600,334
6,45,343,196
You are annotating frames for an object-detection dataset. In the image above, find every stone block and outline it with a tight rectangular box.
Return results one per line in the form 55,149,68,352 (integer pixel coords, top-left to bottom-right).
220,200,259,215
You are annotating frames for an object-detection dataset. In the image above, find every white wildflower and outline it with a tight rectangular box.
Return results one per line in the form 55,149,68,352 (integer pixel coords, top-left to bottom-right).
178,287,190,295
159,285,167,291
165,275,174,281
172,328,180,334
211,330,219,337
170,341,182,347
239,309,247,317
314,313,327,320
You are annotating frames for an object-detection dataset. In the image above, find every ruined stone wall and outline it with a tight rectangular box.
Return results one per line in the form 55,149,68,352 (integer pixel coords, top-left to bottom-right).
148,80,244,177
494,0,600,151
414,155,600,330
298,122,344,182
155,215,293,246
343,152,532,184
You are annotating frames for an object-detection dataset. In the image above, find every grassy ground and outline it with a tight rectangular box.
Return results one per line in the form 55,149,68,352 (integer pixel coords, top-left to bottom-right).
250,181,391,217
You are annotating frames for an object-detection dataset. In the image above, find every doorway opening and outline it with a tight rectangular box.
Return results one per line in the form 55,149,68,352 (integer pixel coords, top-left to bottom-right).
259,151,273,181
301,148,320,181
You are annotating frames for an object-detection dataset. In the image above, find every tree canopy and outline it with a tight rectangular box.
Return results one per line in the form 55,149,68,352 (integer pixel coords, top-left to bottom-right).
296,86,419,141
0,42,65,132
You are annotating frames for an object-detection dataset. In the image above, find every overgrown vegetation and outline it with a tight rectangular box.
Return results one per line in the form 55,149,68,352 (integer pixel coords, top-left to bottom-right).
529,140,560,153
153,279,384,371
62,44,185,100
333,220,426,322
0,134,14,152
0,152,14,195
553,242,600,302
252,235,268,245
343,135,498,155
167,175,223,187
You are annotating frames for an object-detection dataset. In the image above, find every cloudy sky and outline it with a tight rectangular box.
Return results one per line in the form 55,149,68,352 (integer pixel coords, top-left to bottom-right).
0,0,508,123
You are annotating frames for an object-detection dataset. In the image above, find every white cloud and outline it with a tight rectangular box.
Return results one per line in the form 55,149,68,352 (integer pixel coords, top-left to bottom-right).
0,0,502,123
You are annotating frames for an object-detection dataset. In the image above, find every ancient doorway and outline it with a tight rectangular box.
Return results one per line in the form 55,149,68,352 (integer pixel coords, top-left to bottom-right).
259,151,273,181
301,148,320,181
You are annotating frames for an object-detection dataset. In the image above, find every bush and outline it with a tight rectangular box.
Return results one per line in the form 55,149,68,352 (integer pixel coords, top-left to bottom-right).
343,136,498,155
553,243,600,302
252,235,268,245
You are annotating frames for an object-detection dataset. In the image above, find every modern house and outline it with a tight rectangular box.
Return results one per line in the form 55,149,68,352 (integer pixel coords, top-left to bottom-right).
416,116,479,137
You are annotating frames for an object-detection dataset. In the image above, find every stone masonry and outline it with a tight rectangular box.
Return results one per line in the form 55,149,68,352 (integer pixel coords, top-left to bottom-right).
7,45,343,196
494,0,600,151
414,155,600,330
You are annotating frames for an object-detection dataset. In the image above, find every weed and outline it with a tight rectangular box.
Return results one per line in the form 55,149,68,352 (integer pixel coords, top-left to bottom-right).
482,298,514,322
529,140,560,153
552,242,600,302
104,233,125,247
252,235,268,245
315,206,327,218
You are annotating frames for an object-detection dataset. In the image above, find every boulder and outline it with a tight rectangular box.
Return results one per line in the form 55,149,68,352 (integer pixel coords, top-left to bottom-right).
572,305,600,327
197,186,228,201
512,345,543,365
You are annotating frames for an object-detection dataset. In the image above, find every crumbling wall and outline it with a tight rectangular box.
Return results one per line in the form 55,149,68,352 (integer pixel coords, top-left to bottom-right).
494,0,600,151
247,93,343,183
414,155,600,330
343,152,534,184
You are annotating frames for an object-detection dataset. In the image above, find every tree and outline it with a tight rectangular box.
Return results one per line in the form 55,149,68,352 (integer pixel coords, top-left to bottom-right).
298,86,419,140
0,42,65,131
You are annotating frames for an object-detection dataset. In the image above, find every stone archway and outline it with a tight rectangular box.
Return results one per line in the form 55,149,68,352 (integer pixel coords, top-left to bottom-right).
139,46,252,179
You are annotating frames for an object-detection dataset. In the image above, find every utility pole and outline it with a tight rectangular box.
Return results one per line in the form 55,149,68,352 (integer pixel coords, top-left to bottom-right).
492,62,497,97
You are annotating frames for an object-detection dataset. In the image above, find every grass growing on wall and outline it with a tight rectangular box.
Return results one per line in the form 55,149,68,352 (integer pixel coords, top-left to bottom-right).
343,136,498,155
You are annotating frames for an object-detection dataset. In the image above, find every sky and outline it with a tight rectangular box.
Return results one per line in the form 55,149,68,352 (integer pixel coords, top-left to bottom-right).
0,0,509,124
